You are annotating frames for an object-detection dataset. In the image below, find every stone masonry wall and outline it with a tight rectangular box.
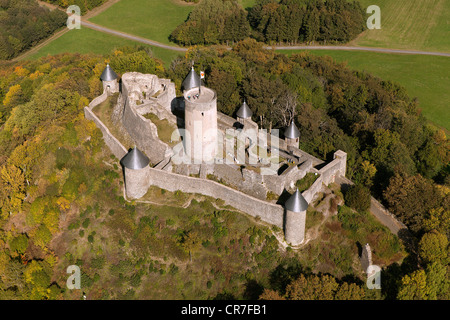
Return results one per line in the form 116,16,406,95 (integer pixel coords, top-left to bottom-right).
84,106,128,160
121,83,171,165
143,166,285,228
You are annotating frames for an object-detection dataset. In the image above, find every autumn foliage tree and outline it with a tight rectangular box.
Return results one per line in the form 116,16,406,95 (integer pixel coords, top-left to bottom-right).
0,0,66,60
383,171,443,233
259,273,365,300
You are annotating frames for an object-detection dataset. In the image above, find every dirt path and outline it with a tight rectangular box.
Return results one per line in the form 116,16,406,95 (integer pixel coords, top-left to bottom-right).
335,176,406,235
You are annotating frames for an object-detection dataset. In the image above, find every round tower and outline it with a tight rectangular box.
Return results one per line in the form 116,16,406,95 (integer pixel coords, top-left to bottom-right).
284,188,308,246
100,64,119,94
121,147,150,199
284,121,300,149
182,67,218,163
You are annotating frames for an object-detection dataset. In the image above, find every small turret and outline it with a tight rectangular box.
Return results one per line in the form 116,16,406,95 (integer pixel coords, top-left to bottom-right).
121,147,150,199
284,121,300,149
284,188,308,246
236,99,252,126
100,63,119,94
121,147,150,170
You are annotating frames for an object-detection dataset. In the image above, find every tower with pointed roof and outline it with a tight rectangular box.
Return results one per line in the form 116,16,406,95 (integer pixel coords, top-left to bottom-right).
284,120,300,149
121,147,150,199
284,188,308,246
182,67,218,163
100,63,119,94
236,99,253,127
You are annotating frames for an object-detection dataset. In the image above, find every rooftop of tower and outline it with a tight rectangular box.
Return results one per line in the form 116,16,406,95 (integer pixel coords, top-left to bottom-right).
184,86,216,104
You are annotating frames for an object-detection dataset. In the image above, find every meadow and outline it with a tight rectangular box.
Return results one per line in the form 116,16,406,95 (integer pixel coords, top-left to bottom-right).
27,28,182,67
88,0,194,45
278,49,450,131
351,0,450,53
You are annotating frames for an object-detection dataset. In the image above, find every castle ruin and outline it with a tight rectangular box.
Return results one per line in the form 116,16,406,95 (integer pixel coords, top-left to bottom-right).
84,64,348,247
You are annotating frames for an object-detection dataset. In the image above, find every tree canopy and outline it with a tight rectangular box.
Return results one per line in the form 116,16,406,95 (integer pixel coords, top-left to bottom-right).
170,0,365,46
0,0,67,60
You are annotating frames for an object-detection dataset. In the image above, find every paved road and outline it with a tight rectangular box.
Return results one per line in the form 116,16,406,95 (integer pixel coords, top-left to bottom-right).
268,45,450,57
81,20,450,57
80,21,187,52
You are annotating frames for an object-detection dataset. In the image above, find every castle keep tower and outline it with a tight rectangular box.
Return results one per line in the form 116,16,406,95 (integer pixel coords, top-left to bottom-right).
121,147,150,199
284,188,308,246
182,67,218,163
284,121,300,149
100,64,119,94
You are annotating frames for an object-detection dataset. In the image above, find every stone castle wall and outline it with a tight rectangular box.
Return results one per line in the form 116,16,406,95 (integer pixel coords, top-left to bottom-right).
85,71,367,247
84,95,128,160
120,74,173,165
133,165,286,228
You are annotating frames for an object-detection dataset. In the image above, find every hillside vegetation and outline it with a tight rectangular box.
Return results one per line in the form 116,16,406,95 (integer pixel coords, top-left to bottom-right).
277,49,450,131
0,45,448,299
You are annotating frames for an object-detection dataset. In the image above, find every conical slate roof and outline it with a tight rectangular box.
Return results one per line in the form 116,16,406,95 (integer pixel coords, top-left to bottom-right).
182,66,201,91
285,188,308,212
284,121,300,139
236,100,252,119
121,147,150,170
100,64,118,81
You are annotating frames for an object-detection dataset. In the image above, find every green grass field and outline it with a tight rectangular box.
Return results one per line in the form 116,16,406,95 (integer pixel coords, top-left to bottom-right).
88,0,194,45
278,49,450,131
352,0,450,53
27,28,182,67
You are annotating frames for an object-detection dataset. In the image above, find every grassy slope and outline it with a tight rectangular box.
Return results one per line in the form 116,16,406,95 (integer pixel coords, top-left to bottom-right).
88,0,194,45
352,0,450,53
27,28,182,67
278,49,450,131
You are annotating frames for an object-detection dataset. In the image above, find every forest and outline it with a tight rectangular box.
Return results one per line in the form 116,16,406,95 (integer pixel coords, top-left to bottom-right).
170,0,366,46
0,42,448,299
0,0,67,60
42,0,107,15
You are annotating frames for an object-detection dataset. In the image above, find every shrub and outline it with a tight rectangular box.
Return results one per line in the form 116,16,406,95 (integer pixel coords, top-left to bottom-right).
169,263,179,275
9,234,29,254
82,218,90,229
91,256,105,269
344,184,371,212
